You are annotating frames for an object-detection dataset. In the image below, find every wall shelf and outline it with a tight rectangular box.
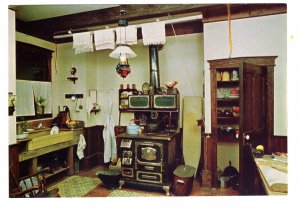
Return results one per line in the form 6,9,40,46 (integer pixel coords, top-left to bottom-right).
90,109,100,115
67,76,78,84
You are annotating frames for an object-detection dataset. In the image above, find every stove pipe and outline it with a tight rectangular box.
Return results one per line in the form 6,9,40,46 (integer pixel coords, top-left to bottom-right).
149,45,160,91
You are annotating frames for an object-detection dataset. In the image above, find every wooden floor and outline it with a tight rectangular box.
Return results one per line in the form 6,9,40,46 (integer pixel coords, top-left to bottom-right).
50,164,239,197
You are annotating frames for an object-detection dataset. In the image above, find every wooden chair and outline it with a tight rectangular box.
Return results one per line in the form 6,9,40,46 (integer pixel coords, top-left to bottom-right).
9,167,60,198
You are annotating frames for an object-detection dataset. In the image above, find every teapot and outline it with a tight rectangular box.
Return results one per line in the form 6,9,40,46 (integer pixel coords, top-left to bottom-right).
127,120,140,135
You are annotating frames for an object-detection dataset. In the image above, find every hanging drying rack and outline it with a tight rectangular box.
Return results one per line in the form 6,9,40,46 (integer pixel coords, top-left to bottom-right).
53,14,203,39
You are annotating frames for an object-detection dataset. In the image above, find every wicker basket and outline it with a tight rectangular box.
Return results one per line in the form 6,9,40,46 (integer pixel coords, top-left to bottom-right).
27,131,74,150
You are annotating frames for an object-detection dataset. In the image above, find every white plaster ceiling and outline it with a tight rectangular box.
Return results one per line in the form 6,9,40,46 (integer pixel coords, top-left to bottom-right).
9,4,118,22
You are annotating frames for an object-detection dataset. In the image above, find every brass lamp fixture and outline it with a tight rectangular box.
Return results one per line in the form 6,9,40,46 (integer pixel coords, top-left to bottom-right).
109,5,136,78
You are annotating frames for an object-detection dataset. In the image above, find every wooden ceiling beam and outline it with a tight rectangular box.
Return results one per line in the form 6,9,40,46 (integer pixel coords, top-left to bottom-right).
16,4,287,43
17,4,207,42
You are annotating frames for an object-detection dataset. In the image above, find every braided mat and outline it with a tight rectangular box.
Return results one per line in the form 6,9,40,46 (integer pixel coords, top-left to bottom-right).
48,175,101,197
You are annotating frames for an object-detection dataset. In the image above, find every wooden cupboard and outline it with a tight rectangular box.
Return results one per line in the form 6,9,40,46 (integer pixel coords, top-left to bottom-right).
208,56,277,194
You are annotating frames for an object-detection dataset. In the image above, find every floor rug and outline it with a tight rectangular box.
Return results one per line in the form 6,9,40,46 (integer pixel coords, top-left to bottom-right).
108,189,163,197
48,175,101,197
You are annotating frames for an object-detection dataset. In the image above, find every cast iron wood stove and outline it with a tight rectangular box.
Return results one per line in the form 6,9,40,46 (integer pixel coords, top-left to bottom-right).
117,45,180,195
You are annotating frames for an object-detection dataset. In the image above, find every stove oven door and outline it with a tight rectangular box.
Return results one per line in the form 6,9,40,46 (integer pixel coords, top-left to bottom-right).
135,141,163,166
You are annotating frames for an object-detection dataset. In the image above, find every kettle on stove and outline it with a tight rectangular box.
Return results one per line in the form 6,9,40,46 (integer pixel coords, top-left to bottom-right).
127,119,140,135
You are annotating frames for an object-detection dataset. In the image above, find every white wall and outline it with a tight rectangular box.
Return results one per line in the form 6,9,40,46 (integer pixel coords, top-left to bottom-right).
54,33,204,127
204,14,287,136
51,43,99,127
8,10,16,145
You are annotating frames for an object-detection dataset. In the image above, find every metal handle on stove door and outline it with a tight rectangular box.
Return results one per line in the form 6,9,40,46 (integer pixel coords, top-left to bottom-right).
141,174,157,180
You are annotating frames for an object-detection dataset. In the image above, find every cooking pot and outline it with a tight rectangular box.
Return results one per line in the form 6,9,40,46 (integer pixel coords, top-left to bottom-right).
222,161,238,177
221,161,239,189
145,123,161,133
145,116,168,133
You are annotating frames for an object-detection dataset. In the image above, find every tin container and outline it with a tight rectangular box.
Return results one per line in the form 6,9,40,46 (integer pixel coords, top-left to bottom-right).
173,165,195,196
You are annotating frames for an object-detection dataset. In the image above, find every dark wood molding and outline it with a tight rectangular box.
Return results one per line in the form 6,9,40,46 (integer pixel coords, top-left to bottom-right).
208,56,277,188
15,4,285,43
271,135,287,153
16,4,207,43
202,3,287,23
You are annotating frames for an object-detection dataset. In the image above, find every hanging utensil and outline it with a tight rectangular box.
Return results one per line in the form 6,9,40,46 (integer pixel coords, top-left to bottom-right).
79,99,83,109
75,98,80,112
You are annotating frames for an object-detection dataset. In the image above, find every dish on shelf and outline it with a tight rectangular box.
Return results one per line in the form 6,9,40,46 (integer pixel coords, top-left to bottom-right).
17,132,29,140
227,94,239,99
217,92,226,99
230,89,239,95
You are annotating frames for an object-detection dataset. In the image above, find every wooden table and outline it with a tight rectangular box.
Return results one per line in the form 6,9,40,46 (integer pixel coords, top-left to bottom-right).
254,155,287,195
17,128,83,176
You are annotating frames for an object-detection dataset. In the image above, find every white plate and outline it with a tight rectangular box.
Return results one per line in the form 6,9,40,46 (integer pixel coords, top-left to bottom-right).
50,126,59,135
227,94,239,99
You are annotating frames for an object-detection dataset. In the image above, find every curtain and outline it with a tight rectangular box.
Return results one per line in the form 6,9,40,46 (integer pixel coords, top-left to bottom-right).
16,80,35,116
16,80,52,116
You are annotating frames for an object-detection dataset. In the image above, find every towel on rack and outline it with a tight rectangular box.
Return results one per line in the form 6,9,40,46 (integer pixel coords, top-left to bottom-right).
94,28,115,50
116,26,137,45
142,21,166,45
125,25,137,45
86,96,94,117
77,134,86,160
116,27,126,45
72,32,93,54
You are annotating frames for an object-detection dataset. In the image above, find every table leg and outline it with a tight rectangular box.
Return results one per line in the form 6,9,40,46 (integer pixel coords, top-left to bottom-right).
67,146,74,175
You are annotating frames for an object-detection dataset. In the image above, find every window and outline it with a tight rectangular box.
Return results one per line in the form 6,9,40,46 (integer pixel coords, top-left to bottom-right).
16,42,53,120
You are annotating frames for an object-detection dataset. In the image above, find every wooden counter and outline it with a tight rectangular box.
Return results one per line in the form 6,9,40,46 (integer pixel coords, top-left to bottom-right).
13,128,83,176
254,155,288,195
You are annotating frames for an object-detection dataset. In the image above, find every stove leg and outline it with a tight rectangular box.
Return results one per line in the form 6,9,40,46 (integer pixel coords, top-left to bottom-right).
163,185,170,196
119,180,125,190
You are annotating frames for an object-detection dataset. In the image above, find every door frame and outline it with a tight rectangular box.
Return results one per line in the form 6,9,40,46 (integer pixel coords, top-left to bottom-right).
208,56,277,188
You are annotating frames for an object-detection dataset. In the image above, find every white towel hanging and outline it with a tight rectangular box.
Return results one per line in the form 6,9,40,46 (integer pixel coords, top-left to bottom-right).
94,28,115,50
142,21,166,45
77,134,86,160
125,25,137,45
72,32,93,54
116,26,137,45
